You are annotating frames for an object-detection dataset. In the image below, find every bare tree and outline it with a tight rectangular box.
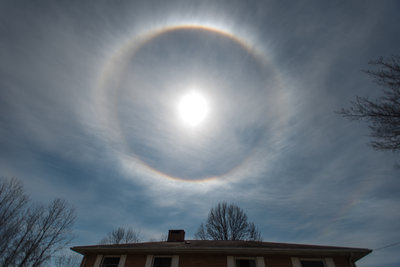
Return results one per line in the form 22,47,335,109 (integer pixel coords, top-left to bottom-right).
0,177,76,267
54,250,82,267
195,202,262,241
338,56,400,152
100,227,141,244
248,222,262,241
195,223,207,240
0,177,28,258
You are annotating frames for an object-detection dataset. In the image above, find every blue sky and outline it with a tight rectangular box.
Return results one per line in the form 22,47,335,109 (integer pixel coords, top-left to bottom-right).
1,1,399,266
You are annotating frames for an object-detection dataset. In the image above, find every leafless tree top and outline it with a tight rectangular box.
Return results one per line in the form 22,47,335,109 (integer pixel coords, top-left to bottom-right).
195,202,262,241
338,56,400,152
100,227,141,244
0,177,76,267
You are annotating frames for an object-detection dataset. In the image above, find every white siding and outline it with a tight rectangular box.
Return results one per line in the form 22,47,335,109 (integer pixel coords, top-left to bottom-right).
291,257,301,267
227,256,235,267
256,257,265,267
94,255,103,267
171,255,179,267
145,255,153,267
118,255,127,267
325,258,336,267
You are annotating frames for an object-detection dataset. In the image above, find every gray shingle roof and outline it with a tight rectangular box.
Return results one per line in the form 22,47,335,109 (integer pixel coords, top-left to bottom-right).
71,240,371,262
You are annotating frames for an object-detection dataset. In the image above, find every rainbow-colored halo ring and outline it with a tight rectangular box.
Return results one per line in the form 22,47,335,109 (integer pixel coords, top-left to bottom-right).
95,24,287,182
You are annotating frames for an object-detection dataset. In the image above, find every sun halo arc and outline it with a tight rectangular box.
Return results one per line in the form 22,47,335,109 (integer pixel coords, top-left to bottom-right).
96,23,275,183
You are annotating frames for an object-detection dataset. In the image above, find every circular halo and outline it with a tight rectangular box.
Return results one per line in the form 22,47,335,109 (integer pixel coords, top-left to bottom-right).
94,24,288,182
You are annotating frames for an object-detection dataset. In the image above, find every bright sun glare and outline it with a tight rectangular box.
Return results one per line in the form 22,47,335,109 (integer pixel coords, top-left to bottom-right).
178,91,209,127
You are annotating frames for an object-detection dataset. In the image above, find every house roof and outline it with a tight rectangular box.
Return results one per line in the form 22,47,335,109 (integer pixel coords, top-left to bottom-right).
71,240,372,262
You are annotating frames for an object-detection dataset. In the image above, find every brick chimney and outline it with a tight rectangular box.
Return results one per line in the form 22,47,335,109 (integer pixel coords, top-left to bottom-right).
167,229,185,242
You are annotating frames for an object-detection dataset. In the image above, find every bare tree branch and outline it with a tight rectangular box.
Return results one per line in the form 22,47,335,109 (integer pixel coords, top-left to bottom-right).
54,250,82,267
195,202,262,241
0,177,76,267
338,56,400,152
100,227,141,244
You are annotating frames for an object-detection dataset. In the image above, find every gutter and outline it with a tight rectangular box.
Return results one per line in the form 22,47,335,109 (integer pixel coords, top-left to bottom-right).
71,245,371,260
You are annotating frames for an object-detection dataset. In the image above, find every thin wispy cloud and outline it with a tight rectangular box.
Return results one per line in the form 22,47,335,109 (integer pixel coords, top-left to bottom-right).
1,1,399,266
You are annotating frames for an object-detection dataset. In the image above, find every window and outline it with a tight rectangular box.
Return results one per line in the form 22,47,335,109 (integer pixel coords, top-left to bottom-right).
145,255,179,267
101,257,120,267
227,256,265,267
292,257,335,267
153,257,172,267
236,259,256,267
300,260,325,267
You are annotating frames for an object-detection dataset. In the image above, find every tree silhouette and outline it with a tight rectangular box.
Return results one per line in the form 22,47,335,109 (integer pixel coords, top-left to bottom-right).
0,177,76,266
338,56,400,152
195,202,262,241
100,227,141,244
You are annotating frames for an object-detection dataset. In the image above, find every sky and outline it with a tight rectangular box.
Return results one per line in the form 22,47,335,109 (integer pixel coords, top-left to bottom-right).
0,0,399,266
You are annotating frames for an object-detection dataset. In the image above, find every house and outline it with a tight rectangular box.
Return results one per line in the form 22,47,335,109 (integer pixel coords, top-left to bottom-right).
71,230,371,267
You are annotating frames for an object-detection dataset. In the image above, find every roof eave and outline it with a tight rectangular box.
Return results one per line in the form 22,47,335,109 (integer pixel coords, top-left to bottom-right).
70,246,372,261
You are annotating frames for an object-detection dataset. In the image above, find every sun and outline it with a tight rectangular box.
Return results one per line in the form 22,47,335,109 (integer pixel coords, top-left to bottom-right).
178,91,209,127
